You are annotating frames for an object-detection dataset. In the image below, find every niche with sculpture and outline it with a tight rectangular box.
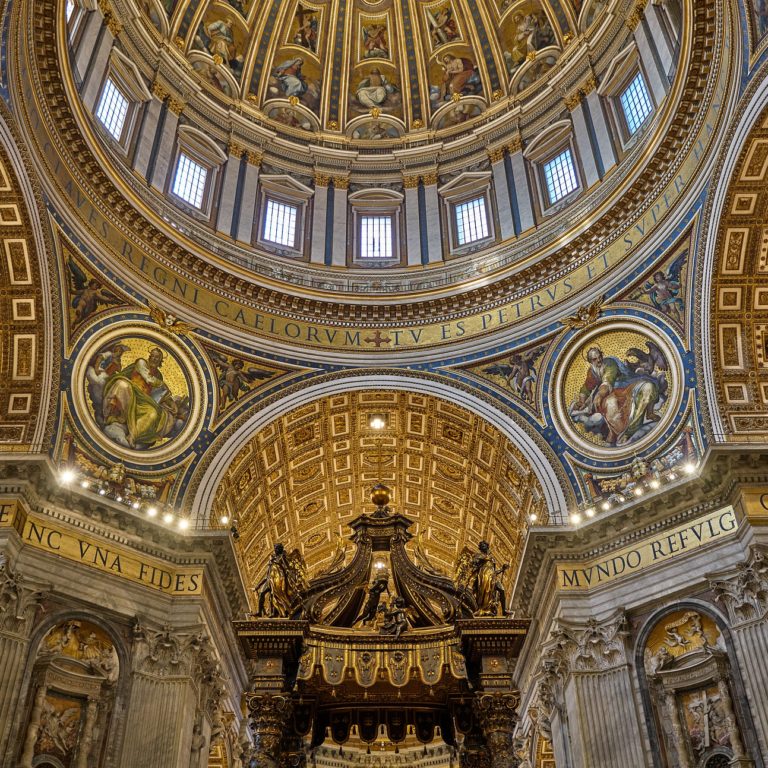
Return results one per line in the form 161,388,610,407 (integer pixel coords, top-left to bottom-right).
642,609,753,768
18,619,119,768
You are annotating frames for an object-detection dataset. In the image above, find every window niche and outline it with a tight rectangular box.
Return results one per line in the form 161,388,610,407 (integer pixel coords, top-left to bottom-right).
523,121,582,215
255,175,313,258
93,48,151,155
168,125,227,219
598,43,656,152
438,172,495,256
348,188,403,266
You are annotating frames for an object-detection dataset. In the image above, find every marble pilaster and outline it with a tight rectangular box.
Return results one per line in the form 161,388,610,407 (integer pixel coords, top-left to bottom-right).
80,17,114,111
330,179,348,266
235,152,262,244
310,178,330,264
421,176,443,264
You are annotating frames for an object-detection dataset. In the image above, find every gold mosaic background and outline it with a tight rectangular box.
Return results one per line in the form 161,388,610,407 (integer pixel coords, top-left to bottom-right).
212,390,546,590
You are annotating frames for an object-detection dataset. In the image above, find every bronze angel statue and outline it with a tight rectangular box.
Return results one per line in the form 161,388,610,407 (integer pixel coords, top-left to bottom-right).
455,540,510,616
254,543,308,618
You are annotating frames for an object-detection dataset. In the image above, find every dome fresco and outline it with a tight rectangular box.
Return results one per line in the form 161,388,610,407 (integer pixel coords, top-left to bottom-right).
137,0,597,144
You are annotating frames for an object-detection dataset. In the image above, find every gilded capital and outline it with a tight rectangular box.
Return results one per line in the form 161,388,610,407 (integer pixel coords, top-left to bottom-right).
247,150,263,166
314,173,330,187
228,142,245,159
564,91,583,111
421,172,438,186
167,96,185,116
403,175,420,189
333,176,350,190
506,134,523,154
151,81,169,102
487,146,505,164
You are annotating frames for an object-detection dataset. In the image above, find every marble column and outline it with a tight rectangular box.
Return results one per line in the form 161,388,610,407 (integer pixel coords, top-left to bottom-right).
133,83,167,180
663,691,691,768
150,96,184,193
216,144,245,237
630,6,668,106
403,176,423,266
488,149,515,241
310,176,330,264
507,137,535,233
420,174,443,264
474,693,519,768
245,693,293,768
330,178,348,267
75,698,99,768
235,151,262,244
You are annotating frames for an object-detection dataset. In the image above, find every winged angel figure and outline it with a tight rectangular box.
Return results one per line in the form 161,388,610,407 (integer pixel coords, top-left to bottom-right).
482,348,539,403
67,260,122,324
455,541,509,616
255,543,308,618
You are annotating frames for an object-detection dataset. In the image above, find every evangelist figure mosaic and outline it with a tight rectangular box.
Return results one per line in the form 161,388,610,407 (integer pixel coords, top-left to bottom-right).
84,336,192,451
563,329,672,449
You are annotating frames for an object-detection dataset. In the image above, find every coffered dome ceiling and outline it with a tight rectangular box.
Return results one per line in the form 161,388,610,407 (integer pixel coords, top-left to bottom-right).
211,391,546,592
140,0,602,143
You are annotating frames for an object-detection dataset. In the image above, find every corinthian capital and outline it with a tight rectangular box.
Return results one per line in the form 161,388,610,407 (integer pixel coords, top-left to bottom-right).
245,694,293,767
709,546,768,626
474,692,520,768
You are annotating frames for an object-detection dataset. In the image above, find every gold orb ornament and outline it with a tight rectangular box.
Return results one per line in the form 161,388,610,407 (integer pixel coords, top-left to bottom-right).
370,483,391,508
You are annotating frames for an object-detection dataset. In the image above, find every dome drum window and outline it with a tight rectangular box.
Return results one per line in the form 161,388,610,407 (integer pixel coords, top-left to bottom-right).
523,121,582,215
599,43,657,151
348,189,403,266
92,48,151,153
167,126,227,217
438,172,495,256
255,176,314,258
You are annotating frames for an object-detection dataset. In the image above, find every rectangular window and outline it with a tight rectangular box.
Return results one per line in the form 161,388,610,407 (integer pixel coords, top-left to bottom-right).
620,72,653,135
455,197,489,246
263,199,298,247
172,153,208,209
95,78,129,141
360,216,393,259
543,149,578,205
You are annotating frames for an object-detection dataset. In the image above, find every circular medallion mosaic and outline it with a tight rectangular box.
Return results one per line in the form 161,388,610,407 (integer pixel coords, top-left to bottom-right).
552,321,682,459
73,326,204,461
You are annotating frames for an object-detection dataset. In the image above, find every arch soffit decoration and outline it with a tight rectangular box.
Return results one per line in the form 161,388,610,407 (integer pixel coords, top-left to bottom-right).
0,109,58,453
701,79,768,442
193,375,569,583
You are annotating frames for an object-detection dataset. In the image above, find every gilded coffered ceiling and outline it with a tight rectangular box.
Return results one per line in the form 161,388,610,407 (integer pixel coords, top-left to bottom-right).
212,390,546,591
710,106,768,439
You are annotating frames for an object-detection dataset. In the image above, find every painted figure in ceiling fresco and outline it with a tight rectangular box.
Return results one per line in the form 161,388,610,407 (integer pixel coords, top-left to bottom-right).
85,341,190,450
434,54,482,102
270,57,322,113
67,259,121,325
210,351,274,408
268,105,314,130
193,17,244,80
192,58,235,97
361,20,389,59
433,101,482,129
568,343,669,446
352,121,400,140
354,68,400,110
426,4,460,48
291,5,319,53
640,250,686,324
504,10,556,77
482,348,539,403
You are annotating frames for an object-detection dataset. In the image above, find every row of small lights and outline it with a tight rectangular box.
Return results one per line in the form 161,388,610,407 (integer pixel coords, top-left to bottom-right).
557,460,699,527
58,468,192,531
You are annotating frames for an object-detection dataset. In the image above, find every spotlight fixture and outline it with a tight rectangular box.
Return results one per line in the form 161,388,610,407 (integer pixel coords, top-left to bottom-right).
528,513,537,523
683,462,697,475
570,512,582,525
220,515,230,525
131,501,140,509
80,480,90,489
649,479,660,489
59,469,75,485
601,501,611,511
163,512,174,524
178,518,190,530
98,488,107,496
585,507,596,518
369,414,387,430
146,505,158,517
634,487,644,497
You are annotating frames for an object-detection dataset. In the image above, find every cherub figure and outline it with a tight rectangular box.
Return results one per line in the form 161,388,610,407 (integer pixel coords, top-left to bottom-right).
67,260,121,324
210,351,274,408
641,250,686,323
380,595,409,639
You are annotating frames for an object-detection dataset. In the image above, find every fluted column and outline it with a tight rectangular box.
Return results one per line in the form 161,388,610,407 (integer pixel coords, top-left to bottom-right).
403,176,423,266
245,693,292,768
235,151,262,244
538,613,646,768
310,175,330,264
420,173,442,264
330,177,349,267
488,149,515,241
19,685,46,768
474,693,519,768
150,96,184,192
0,558,44,761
